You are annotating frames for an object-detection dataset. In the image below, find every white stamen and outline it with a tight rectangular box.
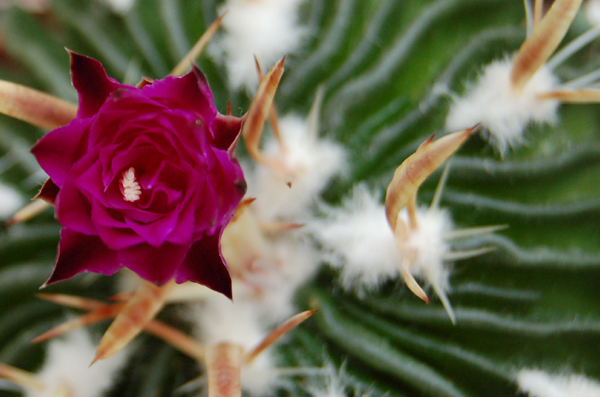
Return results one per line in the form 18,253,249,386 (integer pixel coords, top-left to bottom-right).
120,167,141,202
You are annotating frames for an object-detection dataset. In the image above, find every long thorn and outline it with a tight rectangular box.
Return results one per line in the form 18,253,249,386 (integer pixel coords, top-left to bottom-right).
406,195,418,230
442,247,496,261
271,367,330,377
230,197,256,224
91,280,174,365
242,58,285,165
443,224,508,240
254,56,285,152
108,292,134,301
538,89,600,102
260,221,304,233
144,320,205,361
0,80,77,129
401,257,429,303
431,162,451,210
32,305,122,344
33,295,203,363
385,126,476,231
561,68,600,89
547,25,600,69
36,293,107,311
533,0,543,29
524,0,534,37
0,363,46,392
170,13,227,76
511,0,583,92
243,310,316,365
306,86,325,142
431,282,456,324
5,200,51,227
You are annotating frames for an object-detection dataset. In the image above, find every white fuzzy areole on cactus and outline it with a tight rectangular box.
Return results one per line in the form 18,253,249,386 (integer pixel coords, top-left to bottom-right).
213,0,308,91
446,59,560,153
517,369,600,397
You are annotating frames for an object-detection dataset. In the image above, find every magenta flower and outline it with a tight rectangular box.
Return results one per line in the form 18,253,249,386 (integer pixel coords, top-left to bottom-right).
31,52,246,298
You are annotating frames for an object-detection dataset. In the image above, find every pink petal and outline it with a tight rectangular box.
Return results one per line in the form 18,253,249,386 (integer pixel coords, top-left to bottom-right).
212,113,244,151
44,228,121,286
91,200,144,250
176,227,232,299
210,149,247,213
31,117,92,188
69,51,128,118
119,242,190,285
141,65,217,128
124,209,179,247
55,177,96,235
34,178,60,205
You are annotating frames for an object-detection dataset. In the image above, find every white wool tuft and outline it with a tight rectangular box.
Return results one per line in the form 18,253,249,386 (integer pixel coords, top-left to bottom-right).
249,115,347,221
242,236,321,322
103,0,136,13
192,294,265,347
400,205,455,321
27,328,130,397
312,184,456,317
306,364,348,397
446,58,559,153
402,206,453,294
0,182,23,219
310,185,400,292
221,200,321,322
215,0,307,91
517,369,600,397
240,353,279,397
586,0,600,26
306,363,372,397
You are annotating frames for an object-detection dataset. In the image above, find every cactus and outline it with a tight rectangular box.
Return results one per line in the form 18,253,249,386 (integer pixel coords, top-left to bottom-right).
0,1,599,396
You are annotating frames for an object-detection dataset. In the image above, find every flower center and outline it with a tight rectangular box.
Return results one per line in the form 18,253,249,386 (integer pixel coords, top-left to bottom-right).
120,167,142,202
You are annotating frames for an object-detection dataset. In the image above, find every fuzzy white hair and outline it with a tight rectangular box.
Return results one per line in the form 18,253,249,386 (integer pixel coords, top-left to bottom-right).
311,184,455,318
403,206,453,296
225,231,320,323
586,0,600,26
310,185,401,293
214,0,308,91
306,362,373,397
306,363,347,397
27,328,130,397
517,369,600,397
247,115,347,222
446,59,559,154
103,0,136,13
248,235,321,322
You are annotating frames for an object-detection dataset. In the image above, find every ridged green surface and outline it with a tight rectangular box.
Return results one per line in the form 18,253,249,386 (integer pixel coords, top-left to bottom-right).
0,0,599,396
